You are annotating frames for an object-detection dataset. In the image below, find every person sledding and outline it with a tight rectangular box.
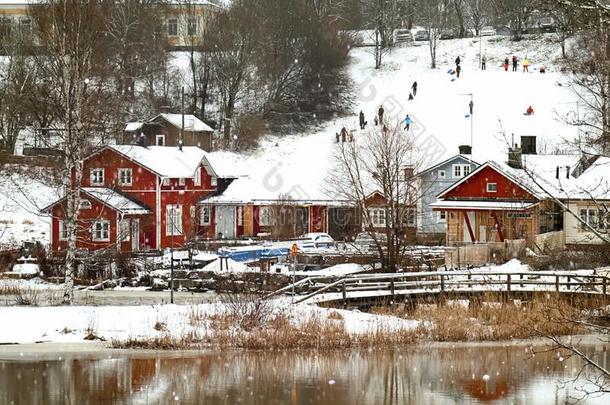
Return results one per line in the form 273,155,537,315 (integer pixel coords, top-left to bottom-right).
411,81,418,97
524,106,534,116
402,114,413,131
359,110,367,130
340,126,349,142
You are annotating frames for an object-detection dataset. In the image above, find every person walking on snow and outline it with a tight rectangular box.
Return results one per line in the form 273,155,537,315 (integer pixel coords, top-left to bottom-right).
504,57,510,72
402,114,413,131
378,105,385,125
481,55,487,70
512,55,518,72
411,81,418,96
456,64,462,78
455,56,461,68
359,110,366,130
523,57,530,72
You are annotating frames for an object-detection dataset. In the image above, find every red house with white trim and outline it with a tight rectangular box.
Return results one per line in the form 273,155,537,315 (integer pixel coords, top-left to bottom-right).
43,145,235,253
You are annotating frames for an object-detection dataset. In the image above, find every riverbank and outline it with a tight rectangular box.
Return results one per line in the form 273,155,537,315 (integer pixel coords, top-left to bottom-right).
2,294,605,350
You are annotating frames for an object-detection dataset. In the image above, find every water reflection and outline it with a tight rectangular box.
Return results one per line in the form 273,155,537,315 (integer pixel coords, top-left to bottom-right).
0,343,608,404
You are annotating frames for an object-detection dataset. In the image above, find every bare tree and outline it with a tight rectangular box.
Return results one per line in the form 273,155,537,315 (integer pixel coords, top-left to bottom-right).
29,0,120,304
417,0,452,69
205,0,258,142
329,123,420,271
362,0,401,69
464,0,489,36
493,0,534,40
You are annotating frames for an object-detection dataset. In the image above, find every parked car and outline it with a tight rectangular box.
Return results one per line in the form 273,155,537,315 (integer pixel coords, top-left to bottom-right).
494,25,511,36
539,16,556,32
439,28,458,40
394,28,412,43
298,233,336,249
10,256,40,277
353,232,387,252
480,26,496,37
412,29,429,41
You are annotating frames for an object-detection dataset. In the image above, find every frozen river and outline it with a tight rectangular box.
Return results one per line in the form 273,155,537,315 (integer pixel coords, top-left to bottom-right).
1,340,609,404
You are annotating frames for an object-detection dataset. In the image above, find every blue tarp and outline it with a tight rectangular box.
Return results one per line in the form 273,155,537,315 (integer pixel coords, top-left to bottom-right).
218,246,290,263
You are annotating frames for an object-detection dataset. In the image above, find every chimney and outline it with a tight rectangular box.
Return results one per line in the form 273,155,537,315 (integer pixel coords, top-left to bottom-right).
160,105,171,114
521,136,537,155
137,132,147,148
458,145,472,155
508,144,522,169
404,165,414,180
566,166,570,179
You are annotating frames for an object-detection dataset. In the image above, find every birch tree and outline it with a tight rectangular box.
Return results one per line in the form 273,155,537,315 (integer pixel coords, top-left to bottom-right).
30,0,117,304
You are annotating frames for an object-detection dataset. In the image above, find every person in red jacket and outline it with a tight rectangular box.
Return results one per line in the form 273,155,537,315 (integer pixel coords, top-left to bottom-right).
525,106,534,116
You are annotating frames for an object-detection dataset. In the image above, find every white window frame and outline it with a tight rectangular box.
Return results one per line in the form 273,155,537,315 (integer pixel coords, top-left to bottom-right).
200,205,211,225
162,178,170,186
179,178,186,186
92,220,110,242
187,16,197,36
367,208,386,227
194,168,202,186
156,134,165,146
166,204,183,236
486,183,497,193
211,176,217,187
167,18,178,36
90,168,104,186
406,208,416,227
59,220,68,241
118,168,133,186
463,165,471,176
452,164,462,178
79,199,92,210
259,206,272,226
438,170,446,179
438,210,446,223
119,219,130,242
580,208,601,231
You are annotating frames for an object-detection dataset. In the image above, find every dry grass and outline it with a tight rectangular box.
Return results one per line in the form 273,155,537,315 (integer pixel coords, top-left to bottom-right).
386,294,587,342
112,332,202,350
14,288,39,306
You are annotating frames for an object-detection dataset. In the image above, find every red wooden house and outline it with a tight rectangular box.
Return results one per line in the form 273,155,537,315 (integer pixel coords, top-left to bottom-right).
43,145,234,252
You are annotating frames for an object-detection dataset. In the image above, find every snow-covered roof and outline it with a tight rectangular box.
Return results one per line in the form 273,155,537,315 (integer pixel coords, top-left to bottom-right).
83,188,150,215
438,153,610,202
418,154,479,176
151,113,213,133
109,145,206,179
124,122,144,132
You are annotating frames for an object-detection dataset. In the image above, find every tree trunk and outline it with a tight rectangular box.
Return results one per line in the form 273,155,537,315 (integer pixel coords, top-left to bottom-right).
224,94,235,141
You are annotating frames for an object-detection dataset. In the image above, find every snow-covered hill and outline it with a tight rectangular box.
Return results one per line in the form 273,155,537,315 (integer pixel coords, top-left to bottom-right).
213,34,580,204
0,34,583,246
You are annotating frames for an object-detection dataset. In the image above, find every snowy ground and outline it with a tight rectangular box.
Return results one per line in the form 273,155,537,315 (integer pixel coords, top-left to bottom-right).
0,298,417,345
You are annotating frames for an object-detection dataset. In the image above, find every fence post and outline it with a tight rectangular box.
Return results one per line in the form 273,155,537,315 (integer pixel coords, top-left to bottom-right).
440,274,445,292
390,279,395,300
520,274,524,289
555,275,560,293
342,280,347,309
603,277,607,297
507,274,511,293
567,276,571,291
